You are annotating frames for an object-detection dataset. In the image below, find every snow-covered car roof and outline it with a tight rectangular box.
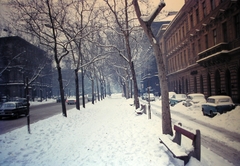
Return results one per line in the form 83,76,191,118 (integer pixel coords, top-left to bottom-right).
207,95,231,99
207,95,233,103
187,93,205,97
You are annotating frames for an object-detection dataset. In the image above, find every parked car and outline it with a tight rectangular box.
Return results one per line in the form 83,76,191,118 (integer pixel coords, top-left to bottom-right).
11,97,29,107
0,96,8,107
169,94,187,106
66,97,76,105
183,93,206,107
0,102,28,119
202,95,235,117
142,93,148,100
87,94,96,102
56,96,67,103
146,93,155,101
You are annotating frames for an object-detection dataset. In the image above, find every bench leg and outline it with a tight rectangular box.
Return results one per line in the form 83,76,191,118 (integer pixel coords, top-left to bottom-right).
179,156,190,165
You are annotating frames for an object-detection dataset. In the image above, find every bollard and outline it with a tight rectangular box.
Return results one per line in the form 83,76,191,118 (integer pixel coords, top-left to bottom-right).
148,104,151,119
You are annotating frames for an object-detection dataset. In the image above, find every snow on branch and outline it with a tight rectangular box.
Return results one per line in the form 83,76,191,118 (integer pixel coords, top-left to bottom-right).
140,0,165,24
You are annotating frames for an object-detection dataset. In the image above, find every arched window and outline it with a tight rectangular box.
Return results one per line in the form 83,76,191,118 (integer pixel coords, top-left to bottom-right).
225,69,231,96
207,73,212,97
200,75,204,94
237,67,240,103
194,76,197,93
182,77,185,94
179,80,181,93
215,70,221,94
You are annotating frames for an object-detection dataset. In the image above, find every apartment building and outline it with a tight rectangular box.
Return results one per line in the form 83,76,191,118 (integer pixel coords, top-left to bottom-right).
0,36,52,100
159,0,240,102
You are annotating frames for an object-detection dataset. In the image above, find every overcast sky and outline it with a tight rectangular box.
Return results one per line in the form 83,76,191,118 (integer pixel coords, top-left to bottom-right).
151,0,184,11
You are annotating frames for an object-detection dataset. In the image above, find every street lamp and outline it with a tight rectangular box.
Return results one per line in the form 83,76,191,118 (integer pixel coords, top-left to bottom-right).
147,73,151,119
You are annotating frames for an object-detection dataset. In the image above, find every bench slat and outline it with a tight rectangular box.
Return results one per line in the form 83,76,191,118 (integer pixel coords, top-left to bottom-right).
159,135,188,157
174,125,195,140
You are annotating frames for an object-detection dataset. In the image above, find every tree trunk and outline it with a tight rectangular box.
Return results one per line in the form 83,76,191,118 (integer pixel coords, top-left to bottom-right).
75,69,80,110
96,78,100,101
81,68,85,108
91,79,94,104
130,61,140,109
57,65,67,117
133,0,172,135
125,79,130,99
124,4,140,109
153,44,173,135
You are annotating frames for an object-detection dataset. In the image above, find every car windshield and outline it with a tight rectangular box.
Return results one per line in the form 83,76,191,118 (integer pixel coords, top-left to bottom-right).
2,103,15,108
219,98,230,103
207,98,215,103
193,95,204,99
175,94,186,98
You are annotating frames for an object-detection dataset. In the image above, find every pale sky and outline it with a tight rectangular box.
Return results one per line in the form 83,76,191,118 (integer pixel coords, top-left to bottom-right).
151,0,184,11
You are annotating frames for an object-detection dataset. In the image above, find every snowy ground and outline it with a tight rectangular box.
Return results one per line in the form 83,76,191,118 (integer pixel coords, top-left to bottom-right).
0,93,239,166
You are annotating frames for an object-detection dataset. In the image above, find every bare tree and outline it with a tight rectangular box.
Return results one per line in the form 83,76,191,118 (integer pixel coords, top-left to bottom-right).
9,0,75,117
102,0,140,109
59,0,108,109
133,0,173,135
0,51,26,76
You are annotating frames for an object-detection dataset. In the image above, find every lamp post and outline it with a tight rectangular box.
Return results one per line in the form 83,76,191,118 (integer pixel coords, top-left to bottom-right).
147,73,151,119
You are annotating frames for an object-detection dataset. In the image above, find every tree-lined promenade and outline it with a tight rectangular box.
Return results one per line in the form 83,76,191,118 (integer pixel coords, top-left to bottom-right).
1,0,176,135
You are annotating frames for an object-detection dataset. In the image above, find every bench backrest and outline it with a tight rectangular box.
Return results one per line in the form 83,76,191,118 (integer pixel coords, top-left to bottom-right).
140,104,146,114
173,123,201,161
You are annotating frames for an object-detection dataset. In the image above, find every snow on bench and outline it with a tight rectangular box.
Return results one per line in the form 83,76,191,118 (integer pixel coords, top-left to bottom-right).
135,104,146,114
159,123,201,165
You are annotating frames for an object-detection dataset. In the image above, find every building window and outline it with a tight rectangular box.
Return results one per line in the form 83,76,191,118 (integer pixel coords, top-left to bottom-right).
174,57,176,71
179,29,181,40
196,8,199,23
213,29,217,45
176,33,178,44
202,1,207,17
205,34,208,49
211,0,215,10
200,75,204,94
222,22,227,42
194,76,197,93
235,13,240,39
184,50,186,67
190,14,193,28
182,26,185,38
180,52,183,69
198,39,201,53
192,43,195,64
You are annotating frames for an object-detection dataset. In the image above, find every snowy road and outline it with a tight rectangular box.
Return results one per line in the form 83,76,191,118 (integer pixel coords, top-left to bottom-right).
141,100,240,165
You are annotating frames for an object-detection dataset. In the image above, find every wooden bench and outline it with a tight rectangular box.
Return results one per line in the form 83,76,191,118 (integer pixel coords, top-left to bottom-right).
136,104,146,114
159,123,201,165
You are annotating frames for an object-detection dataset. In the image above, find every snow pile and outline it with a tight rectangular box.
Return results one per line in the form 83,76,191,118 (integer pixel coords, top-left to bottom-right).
171,101,240,133
0,94,236,166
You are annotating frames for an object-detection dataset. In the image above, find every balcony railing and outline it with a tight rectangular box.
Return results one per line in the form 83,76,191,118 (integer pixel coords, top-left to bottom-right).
197,42,229,60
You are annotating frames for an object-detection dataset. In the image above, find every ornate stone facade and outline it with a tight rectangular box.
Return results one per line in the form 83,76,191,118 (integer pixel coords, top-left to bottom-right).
159,0,240,102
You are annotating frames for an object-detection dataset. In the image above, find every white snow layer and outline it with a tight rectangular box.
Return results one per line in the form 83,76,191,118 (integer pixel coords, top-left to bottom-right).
0,93,239,166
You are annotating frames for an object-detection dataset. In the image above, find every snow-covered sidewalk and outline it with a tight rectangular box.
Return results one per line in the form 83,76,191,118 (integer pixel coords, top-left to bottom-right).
0,94,235,166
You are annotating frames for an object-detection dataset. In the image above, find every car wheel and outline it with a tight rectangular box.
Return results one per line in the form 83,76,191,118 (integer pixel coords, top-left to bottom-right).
210,111,214,117
202,108,205,116
15,113,19,119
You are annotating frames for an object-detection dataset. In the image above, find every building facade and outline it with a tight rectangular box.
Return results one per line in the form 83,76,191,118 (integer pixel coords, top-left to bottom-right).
159,0,240,103
0,36,52,100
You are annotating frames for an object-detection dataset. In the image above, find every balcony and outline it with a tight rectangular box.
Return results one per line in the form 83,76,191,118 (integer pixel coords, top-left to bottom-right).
196,43,230,67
